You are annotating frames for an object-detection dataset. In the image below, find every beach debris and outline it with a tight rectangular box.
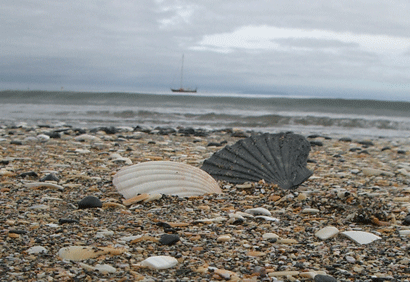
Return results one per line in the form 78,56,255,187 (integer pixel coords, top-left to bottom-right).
244,207,271,216
57,246,125,261
201,132,313,189
24,182,64,191
39,173,59,182
341,231,381,245
315,226,339,240
138,256,178,270
27,246,48,255
113,161,222,198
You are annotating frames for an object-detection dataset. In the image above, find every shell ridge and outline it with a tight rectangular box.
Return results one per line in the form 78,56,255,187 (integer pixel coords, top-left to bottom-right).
202,149,272,183
115,162,216,183
230,140,277,181
241,137,277,179
213,146,269,179
113,161,222,198
120,180,220,197
265,134,287,182
200,162,265,183
251,134,284,182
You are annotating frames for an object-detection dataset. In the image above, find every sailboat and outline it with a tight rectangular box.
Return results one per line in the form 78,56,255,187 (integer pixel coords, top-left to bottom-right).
171,54,197,93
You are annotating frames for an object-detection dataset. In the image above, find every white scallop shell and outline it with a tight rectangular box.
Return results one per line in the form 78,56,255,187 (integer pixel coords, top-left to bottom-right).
113,161,222,198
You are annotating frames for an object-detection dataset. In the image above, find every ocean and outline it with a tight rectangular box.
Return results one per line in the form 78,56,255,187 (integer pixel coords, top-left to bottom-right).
1,90,410,138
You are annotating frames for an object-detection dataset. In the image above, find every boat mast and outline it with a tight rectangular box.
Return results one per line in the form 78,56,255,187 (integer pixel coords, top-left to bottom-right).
180,54,184,89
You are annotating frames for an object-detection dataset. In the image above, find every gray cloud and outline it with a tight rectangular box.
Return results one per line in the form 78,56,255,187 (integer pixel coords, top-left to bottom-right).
1,0,410,99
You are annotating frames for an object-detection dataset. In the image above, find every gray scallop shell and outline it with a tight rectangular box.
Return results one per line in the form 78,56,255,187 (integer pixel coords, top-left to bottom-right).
201,132,313,189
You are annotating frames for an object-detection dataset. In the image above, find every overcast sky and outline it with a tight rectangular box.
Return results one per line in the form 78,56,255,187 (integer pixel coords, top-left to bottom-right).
2,0,410,100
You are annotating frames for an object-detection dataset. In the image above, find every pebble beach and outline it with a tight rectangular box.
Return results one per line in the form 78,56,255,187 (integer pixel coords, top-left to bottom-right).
1,123,410,281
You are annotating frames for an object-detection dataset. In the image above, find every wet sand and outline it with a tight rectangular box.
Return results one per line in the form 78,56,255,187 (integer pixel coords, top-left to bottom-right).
1,124,410,281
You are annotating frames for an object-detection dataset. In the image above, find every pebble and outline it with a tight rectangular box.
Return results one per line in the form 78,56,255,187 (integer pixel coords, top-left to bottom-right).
244,207,271,216
217,235,232,242
27,246,48,254
159,234,180,245
78,195,102,209
58,246,125,261
1,124,410,281
362,168,394,177
342,231,382,245
262,232,280,240
315,226,339,240
139,256,178,270
301,208,320,214
95,264,117,274
314,274,337,282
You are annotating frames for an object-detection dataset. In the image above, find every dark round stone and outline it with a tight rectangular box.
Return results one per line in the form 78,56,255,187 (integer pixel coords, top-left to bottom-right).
59,218,79,225
45,131,61,138
403,215,410,226
159,234,180,245
78,196,102,209
358,140,374,146
19,171,39,178
178,127,196,135
310,141,323,147
8,230,27,234
10,140,23,145
40,173,59,182
314,274,337,282
207,142,222,147
339,137,352,142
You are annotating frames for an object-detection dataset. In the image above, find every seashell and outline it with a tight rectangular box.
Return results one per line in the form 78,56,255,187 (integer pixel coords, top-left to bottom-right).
244,207,271,216
255,215,280,222
341,231,381,245
113,161,222,198
57,246,125,261
139,255,178,270
201,132,313,189
25,182,64,191
315,226,339,240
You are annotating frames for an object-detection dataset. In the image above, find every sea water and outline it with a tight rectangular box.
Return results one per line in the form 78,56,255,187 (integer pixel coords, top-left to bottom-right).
0,90,409,138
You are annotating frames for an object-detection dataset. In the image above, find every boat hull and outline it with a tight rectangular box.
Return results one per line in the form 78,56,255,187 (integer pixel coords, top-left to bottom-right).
170,88,197,93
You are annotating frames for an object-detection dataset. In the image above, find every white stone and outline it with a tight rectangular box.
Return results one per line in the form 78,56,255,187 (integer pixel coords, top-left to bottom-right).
74,134,101,142
346,255,356,263
96,230,114,238
140,256,178,270
27,246,48,254
75,149,90,154
362,168,394,177
37,134,50,142
315,226,339,240
217,235,232,242
262,233,280,240
244,207,271,216
118,235,142,242
342,231,381,245
95,264,117,273
399,230,410,236
301,208,320,214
